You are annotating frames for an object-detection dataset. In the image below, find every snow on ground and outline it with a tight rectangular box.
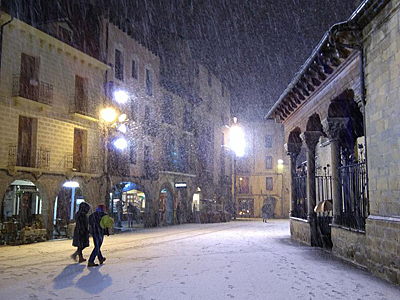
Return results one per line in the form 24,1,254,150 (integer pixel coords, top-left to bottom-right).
0,220,399,300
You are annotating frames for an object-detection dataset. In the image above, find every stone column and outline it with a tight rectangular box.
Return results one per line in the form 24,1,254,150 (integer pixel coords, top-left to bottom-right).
300,131,322,222
322,117,348,225
284,142,302,217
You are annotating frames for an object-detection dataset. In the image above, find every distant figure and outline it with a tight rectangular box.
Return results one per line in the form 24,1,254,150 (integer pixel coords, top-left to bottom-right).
127,202,135,228
88,204,113,267
262,204,268,223
71,202,91,263
116,200,123,227
176,203,182,225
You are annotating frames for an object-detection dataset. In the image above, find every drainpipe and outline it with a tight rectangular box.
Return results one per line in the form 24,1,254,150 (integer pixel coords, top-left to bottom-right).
0,16,14,78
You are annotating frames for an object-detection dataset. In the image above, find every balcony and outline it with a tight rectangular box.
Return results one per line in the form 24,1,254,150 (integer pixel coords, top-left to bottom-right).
8,145,50,170
12,75,53,105
64,153,102,174
69,94,97,119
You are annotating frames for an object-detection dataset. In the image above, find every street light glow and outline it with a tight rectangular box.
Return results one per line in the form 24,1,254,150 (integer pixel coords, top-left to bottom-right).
113,137,128,150
118,113,127,122
63,181,79,188
117,123,127,133
114,90,129,104
278,159,284,164
229,125,245,157
100,107,117,123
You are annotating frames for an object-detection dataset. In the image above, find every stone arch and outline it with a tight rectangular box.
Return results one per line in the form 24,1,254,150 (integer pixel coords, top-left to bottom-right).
288,127,302,144
263,197,278,218
158,181,175,225
328,89,364,159
306,113,323,132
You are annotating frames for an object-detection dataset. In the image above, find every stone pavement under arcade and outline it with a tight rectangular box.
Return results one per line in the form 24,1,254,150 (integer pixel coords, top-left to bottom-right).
0,220,398,300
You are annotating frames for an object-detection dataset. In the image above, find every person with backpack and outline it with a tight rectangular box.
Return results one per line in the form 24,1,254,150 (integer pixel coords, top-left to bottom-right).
71,202,91,263
87,204,114,267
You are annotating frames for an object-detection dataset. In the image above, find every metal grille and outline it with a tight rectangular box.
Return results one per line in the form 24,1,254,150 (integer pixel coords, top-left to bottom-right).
316,174,332,202
293,175,307,219
12,74,53,105
339,160,368,230
8,144,50,169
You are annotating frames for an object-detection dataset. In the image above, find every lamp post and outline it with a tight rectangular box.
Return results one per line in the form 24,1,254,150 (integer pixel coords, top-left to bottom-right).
228,117,245,219
100,107,128,212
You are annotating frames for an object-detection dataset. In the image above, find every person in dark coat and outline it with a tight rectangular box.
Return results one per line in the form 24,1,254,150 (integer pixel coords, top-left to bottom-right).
88,204,109,267
71,202,91,263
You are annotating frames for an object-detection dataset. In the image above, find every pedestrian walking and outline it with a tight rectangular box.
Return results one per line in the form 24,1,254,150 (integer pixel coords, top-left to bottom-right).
127,202,134,228
262,204,268,223
87,204,114,267
71,202,91,263
116,200,123,227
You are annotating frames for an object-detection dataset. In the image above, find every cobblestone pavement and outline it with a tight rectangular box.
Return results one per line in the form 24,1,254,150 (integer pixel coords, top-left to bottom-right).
0,220,399,300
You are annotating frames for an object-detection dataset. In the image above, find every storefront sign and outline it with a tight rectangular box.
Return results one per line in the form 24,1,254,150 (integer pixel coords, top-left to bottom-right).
174,182,187,188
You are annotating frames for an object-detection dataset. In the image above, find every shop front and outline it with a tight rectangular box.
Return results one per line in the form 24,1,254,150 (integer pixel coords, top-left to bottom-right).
111,182,147,228
1,180,46,245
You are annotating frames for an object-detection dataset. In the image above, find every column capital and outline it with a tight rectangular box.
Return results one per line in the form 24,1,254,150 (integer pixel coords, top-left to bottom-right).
300,131,322,150
285,142,302,158
321,117,349,141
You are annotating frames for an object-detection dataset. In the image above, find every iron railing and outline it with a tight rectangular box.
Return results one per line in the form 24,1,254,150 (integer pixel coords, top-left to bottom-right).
339,160,368,230
8,145,50,169
69,94,97,118
316,174,332,203
293,174,307,219
12,74,53,105
64,153,102,174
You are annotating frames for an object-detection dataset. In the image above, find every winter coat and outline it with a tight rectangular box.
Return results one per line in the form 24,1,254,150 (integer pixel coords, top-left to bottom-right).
89,210,108,236
72,202,90,249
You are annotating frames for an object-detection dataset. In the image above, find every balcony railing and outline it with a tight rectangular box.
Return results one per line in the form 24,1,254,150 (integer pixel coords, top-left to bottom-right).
293,174,307,219
12,75,53,105
8,145,50,169
69,94,97,119
339,160,368,230
64,153,102,174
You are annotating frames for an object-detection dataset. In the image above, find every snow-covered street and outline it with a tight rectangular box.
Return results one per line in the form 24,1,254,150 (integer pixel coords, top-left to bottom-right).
0,220,398,300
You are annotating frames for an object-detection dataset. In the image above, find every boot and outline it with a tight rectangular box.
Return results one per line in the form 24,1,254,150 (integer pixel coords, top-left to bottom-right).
99,257,106,265
78,255,86,263
87,262,99,267
70,252,78,262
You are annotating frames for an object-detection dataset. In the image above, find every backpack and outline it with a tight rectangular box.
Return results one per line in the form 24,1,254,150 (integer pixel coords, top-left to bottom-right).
100,215,114,229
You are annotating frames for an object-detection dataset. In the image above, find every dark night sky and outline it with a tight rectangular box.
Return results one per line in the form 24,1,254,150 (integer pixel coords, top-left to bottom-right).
122,0,359,119
3,0,360,119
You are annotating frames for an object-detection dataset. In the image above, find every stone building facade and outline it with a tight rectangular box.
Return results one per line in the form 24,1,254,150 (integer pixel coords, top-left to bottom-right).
265,0,399,285
234,120,286,219
0,13,109,237
0,10,233,241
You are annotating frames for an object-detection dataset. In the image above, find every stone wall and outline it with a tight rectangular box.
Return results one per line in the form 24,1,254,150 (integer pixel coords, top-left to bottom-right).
290,218,311,246
332,215,400,285
364,0,400,217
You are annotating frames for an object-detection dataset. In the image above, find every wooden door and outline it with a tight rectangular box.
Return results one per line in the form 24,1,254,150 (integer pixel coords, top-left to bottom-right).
20,53,39,101
73,129,84,172
17,116,33,167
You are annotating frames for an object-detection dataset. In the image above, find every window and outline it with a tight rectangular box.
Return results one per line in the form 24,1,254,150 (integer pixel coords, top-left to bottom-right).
162,94,174,124
115,49,124,81
266,177,273,190
75,75,88,115
239,177,250,194
130,141,137,164
145,68,153,96
131,59,138,79
265,135,272,148
265,156,273,169
144,106,151,131
183,105,193,132
178,138,188,173
130,99,137,122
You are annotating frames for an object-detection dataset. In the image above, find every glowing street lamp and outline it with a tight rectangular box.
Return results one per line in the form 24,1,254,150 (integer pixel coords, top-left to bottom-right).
114,90,129,104
100,107,117,123
113,137,128,150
